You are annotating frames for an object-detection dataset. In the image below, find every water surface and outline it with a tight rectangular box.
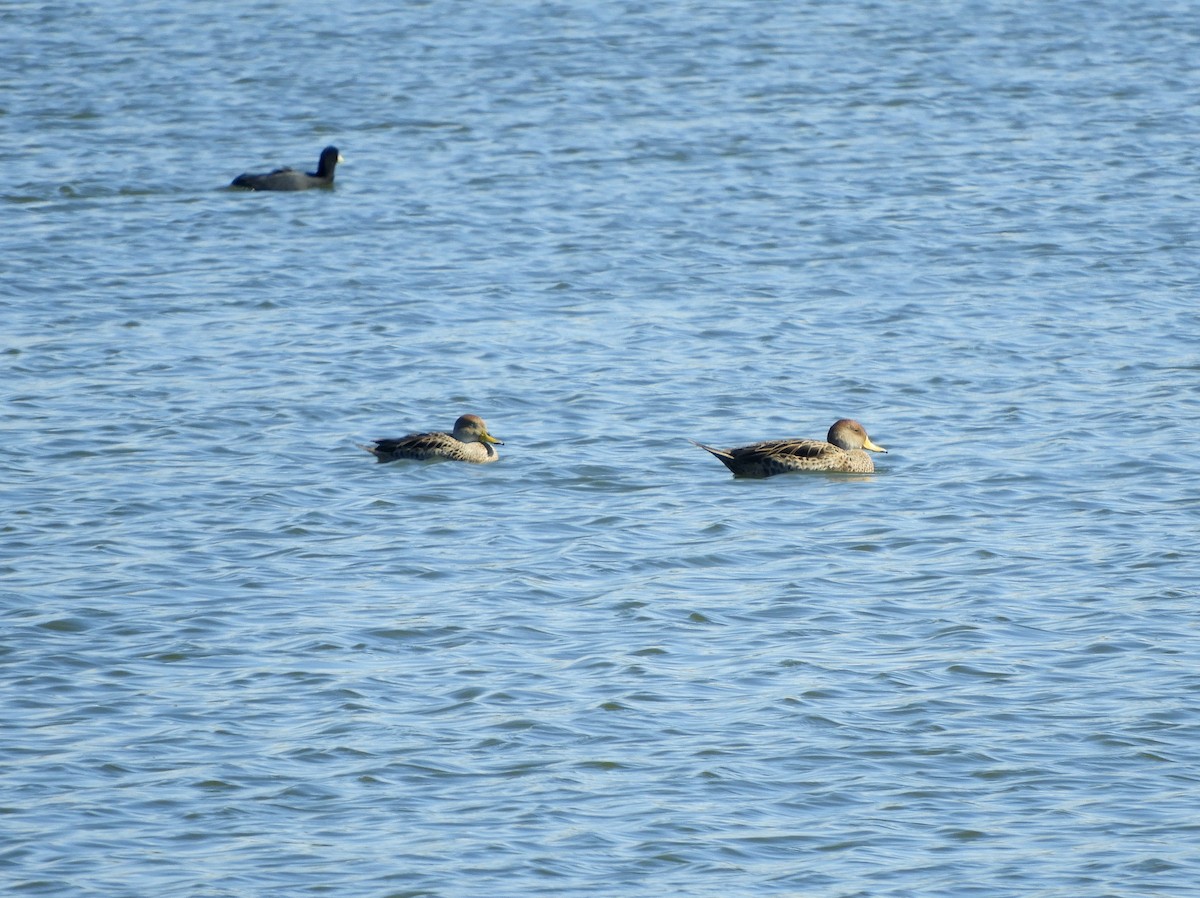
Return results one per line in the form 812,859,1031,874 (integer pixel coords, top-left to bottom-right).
3,2,1199,896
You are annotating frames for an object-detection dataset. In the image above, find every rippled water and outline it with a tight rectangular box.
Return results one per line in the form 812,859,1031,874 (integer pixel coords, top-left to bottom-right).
4,1,1200,896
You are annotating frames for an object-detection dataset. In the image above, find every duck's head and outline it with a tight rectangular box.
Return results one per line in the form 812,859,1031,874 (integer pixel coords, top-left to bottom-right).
828,419,886,453
453,414,503,445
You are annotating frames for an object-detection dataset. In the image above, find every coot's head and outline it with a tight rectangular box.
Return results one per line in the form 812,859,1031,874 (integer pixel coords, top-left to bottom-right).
316,146,343,178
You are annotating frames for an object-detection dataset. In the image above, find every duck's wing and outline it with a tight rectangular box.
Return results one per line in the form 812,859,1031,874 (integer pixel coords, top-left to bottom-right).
732,438,836,463
362,431,453,462
693,436,837,477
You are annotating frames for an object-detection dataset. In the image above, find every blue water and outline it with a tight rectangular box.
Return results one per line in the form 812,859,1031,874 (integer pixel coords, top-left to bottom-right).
3,1,1199,896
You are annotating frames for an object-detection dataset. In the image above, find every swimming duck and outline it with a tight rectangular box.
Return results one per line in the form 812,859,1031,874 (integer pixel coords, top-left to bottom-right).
693,418,886,477
231,146,343,191
361,414,502,464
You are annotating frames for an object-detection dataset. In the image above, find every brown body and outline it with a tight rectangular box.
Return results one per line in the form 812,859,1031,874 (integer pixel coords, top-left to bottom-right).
693,418,886,477
361,414,502,464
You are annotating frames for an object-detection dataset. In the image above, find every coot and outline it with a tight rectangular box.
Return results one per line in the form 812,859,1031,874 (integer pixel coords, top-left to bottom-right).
231,146,342,191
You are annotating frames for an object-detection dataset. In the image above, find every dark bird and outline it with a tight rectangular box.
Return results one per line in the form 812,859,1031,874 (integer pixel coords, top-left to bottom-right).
231,146,343,191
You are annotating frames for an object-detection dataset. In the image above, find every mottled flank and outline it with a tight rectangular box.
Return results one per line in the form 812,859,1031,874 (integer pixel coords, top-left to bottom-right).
231,146,343,191
360,414,502,464
693,418,887,477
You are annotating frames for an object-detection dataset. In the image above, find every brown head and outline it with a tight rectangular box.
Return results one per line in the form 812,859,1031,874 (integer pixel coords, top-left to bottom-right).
827,419,886,453
452,414,503,445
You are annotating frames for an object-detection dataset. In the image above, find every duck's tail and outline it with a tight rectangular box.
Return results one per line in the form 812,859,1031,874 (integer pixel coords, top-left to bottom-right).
357,442,386,462
689,439,739,474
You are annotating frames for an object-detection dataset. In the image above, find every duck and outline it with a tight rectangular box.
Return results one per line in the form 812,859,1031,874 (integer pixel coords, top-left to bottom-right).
692,418,886,477
360,414,503,464
231,146,343,191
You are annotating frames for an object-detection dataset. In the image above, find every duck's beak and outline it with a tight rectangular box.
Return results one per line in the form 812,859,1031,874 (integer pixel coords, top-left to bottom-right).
481,432,503,445
863,437,887,453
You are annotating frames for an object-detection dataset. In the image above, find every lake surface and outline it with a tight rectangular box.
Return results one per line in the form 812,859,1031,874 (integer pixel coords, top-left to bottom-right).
3,1,1199,896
